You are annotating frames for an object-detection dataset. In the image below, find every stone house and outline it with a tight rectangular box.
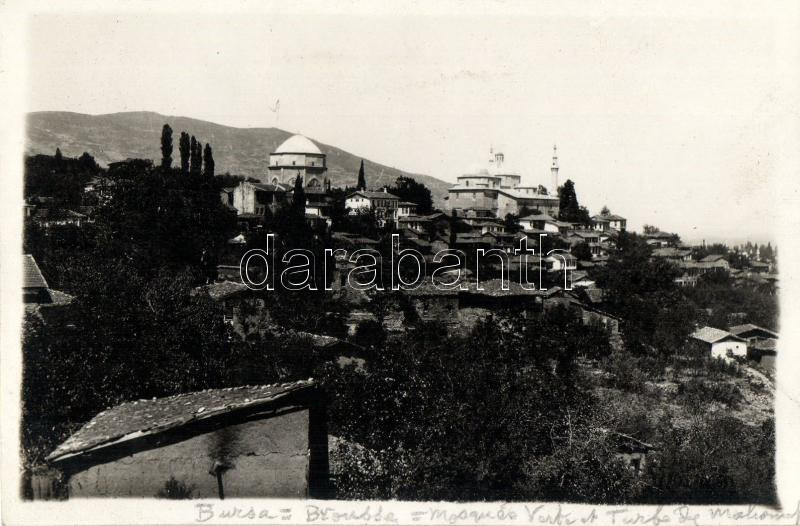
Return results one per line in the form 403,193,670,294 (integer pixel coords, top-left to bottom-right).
47,381,329,499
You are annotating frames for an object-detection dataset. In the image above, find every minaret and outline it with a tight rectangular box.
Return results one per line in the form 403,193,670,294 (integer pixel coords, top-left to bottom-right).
551,145,559,192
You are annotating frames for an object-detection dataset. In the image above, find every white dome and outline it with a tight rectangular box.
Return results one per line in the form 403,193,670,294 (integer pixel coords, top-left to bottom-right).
274,134,322,155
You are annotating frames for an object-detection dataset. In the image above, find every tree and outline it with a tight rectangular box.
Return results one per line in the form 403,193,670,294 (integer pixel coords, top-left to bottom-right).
449,210,458,247
642,224,660,235
55,148,62,163
324,315,605,501
160,124,173,169
601,205,610,215
572,241,593,261
595,231,693,355
189,136,202,175
558,180,591,224
356,160,366,190
503,213,522,234
179,132,190,174
203,143,215,177
292,175,306,217
389,176,433,215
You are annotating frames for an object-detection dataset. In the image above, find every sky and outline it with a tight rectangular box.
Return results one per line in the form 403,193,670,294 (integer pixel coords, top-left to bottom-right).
23,2,798,244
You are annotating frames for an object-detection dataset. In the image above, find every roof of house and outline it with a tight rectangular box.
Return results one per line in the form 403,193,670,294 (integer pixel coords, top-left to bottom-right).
582,287,604,304
347,190,400,200
572,270,589,282
652,247,692,258
47,380,316,462
544,253,578,262
594,213,626,221
645,231,675,239
690,326,744,344
463,279,551,298
728,324,779,339
700,254,727,263
398,215,431,223
753,338,777,352
23,255,48,289
249,182,285,192
399,201,417,206
520,213,556,222
195,280,250,301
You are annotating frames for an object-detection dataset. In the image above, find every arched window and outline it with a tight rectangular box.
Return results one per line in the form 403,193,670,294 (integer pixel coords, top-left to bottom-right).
271,178,278,185
307,178,320,188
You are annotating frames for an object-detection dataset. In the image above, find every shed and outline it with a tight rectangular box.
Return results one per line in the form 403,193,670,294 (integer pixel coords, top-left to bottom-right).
47,380,329,499
690,326,747,360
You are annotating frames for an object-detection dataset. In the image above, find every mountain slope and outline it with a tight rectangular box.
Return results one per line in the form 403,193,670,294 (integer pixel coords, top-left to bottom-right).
26,111,451,203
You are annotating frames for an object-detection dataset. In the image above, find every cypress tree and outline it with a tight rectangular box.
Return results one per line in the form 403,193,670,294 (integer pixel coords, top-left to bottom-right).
189,136,201,175
203,143,215,177
179,132,190,173
357,159,366,190
293,175,306,217
558,179,580,222
55,148,62,163
160,124,173,169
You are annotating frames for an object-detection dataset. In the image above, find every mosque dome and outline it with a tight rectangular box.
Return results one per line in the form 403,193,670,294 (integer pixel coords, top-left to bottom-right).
274,134,322,155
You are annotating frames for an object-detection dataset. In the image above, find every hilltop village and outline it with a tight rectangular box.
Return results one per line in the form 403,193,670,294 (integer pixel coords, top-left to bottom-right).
22,127,779,503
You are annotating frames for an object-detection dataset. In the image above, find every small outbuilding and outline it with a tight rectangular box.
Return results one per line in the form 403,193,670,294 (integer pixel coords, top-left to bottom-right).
690,326,747,360
47,380,329,499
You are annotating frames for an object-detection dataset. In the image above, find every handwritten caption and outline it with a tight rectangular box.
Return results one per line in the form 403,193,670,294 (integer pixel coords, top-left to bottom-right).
193,501,800,526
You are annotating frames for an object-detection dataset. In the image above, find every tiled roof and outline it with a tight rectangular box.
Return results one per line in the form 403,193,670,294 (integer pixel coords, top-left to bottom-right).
652,247,691,258
250,182,285,192
729,324,778,338
700,254,727,263
46,289,75,306
195,280,250,301
520,213,555,222
753,338,777,352
582,287,604,304
690,326,743,344
347,190,400,200
398,215,431,223
645,231,676,239
463,279,549,297
48,380,316,462
23,255,48,289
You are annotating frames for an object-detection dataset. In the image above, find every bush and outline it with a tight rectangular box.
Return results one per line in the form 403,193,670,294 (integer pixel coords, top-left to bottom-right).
677,378,744,411
603,351,648,393
705,357,743,379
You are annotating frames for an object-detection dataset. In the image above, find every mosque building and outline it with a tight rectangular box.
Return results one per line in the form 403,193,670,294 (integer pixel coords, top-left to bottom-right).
266,134,329,188
446,146,561,218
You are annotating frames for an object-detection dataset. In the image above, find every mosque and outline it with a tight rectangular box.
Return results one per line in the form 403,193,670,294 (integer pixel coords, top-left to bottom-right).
445,147,561,218
265,134,329,188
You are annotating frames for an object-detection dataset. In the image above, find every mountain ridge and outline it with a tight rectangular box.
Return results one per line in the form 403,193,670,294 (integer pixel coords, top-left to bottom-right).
26,111,452,204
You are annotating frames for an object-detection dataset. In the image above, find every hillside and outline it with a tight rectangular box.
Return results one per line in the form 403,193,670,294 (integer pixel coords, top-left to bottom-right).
26,111,452,204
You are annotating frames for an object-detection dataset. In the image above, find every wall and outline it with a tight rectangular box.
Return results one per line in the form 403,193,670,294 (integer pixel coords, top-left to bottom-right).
65,407,314,499
447,189,498,213
233,183,255,214
711,340,747,360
